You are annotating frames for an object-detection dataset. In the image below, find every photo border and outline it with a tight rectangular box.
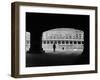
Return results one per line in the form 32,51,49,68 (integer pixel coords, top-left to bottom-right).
11,2,98,78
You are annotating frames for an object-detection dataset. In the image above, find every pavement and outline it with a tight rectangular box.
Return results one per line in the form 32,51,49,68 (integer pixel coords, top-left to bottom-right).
26,52,81,67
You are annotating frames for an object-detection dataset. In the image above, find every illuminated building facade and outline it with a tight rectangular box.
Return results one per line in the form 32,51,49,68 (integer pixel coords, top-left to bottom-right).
26,32,31,52
42,28,84,55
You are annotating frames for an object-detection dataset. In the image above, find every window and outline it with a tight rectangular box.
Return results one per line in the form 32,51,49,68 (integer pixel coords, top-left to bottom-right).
65,35,68,39
76,34,78,39
62,41,65,44
54,41,57,44
74,41,77,44
69,35,72,39
58,41,61,44
79,34,81,39
78,41,81,44
47,41,49,44
82,41,84,44
70,41,72,44
26,41,30,44
43,41,46,44
51,41,53,44
66,41,68,44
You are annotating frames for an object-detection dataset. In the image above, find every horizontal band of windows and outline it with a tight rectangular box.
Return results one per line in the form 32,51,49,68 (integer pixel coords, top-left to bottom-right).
42,41,84,44
45,34,83,39
42,39,84,41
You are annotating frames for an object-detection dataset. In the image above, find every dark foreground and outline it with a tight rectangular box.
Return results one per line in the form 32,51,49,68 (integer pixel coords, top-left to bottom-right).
26,53,84,67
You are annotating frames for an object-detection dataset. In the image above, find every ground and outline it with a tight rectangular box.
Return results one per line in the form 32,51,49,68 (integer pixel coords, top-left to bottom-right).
26,52,82,67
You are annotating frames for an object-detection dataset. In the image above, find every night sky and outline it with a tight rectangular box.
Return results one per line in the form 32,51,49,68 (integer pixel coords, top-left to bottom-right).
26,12,90,66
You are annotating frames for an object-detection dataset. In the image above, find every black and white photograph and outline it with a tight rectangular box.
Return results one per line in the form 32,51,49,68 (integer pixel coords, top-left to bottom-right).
26,13,89,67
11,2,97,78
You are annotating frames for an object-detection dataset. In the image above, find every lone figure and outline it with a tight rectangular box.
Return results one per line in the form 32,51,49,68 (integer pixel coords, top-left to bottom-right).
53,43,56,52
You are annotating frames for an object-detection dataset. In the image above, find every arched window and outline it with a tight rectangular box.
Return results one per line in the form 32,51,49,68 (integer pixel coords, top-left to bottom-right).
58,41,61,44
66,41,68,44
43,41,46,44
47,41,49,44
82,41,84,44
74,41,77,44
54,41,57,44
51,41,53,44
78,41,81,44
62,41,65,44
70,41,72,44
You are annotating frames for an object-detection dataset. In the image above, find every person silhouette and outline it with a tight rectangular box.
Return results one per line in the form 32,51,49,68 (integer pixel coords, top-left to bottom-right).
53,43,56,52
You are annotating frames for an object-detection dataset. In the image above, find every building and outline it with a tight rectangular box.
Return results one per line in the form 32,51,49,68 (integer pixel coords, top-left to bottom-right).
26,32,30,52
42,28,84,55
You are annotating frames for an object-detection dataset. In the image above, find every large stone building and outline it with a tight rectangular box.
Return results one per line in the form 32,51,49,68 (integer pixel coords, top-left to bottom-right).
42,28,84,55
